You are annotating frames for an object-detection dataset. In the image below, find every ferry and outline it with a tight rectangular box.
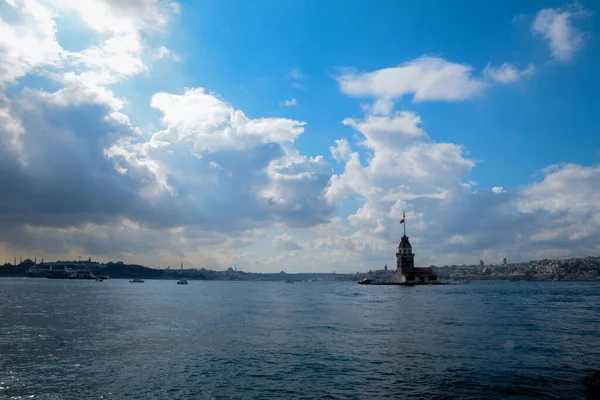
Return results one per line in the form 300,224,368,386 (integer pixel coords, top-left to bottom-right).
47,269,107,280
130,278,145,283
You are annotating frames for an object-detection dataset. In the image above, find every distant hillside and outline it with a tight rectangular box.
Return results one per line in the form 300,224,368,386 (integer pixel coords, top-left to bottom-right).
0,260,207,280
2,256,599,281
430,256,600,281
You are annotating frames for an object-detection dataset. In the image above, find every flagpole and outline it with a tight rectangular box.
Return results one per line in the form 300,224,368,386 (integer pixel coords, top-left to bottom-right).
403,210,406,237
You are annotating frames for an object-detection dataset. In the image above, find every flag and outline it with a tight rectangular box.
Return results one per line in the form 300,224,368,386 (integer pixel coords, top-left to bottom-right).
399,219,405,224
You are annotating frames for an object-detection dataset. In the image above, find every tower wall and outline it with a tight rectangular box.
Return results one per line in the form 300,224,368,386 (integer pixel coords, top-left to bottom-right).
396,235,415,273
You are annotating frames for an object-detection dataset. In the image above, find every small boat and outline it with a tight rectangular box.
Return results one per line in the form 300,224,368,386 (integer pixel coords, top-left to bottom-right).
358,279,373,285
130,278,144,283
285,280,294,283
177,278,188,285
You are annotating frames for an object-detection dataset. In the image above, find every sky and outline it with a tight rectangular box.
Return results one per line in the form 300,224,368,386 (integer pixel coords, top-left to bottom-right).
1,0,599,272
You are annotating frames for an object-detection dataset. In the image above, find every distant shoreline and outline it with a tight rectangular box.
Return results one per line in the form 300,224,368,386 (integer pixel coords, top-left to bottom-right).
1,256,599,282
1,276,599,284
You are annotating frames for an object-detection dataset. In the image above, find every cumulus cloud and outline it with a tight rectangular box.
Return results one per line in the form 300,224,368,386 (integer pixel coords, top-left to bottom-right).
273,233,302,251
0,87,144,230
104,87,334,231
532,6,591,62
330,139,351,163
0,84,334,264
49,0,174,34
337,57,534,115
1,1,598,272
337,57,486,103
0,0,333,268
322,98,600,269
0,0,64,86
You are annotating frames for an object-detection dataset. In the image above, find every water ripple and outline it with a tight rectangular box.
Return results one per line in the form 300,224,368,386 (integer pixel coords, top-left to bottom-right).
0,279,599,399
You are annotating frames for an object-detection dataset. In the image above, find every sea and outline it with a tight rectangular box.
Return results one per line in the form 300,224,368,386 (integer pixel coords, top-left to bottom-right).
0,278,599,399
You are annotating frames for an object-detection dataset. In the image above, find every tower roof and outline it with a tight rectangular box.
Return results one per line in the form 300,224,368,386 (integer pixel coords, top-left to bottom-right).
398,234,412,249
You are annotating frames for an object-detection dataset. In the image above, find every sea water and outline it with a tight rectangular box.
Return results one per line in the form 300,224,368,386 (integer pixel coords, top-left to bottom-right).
0,278,599,399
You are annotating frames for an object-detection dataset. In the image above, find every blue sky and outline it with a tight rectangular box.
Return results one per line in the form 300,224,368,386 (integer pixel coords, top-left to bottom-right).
1,0,599,271
137,0,599,187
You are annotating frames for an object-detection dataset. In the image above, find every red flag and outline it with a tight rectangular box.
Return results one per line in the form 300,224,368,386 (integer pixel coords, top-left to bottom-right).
399,219,405,224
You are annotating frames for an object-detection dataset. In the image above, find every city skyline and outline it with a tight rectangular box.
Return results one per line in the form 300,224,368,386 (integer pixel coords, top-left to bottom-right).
1,0,599,272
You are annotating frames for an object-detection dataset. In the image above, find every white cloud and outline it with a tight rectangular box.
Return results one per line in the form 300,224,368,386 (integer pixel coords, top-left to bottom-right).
280,98,297,107
532,6,591,62
323,89,600,268
156,45,180,61
342,111,427,149
518,164,600,215
273,233,302,251
484,63,535,83
337,57,533,114
337,57,487,103
330,138,351,163
149,88,305,151
0,0,335,269
49,0,173,34
0,83,335,265
67,33,147,85
2,1,600,272
0,0,64,86
371,98,394,115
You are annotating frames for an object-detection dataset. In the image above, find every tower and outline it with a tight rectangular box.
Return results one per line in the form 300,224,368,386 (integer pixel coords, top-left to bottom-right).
395,211,415,275
396,234,415,274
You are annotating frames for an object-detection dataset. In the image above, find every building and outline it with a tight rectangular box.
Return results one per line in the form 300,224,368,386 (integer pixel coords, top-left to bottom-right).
391,213,437,284
503,258,507,265
480,260,485,267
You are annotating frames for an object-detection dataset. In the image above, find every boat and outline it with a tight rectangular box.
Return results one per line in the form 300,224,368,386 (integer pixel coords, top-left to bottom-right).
358,279,373,285
285,280,294,283
177,278,188,285
47,268,104,280
130,278,144,283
